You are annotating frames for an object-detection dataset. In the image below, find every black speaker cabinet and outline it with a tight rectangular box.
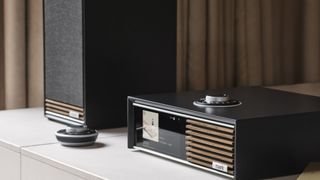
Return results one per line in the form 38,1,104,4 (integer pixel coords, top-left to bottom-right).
128,87,320,179
44,0,177,129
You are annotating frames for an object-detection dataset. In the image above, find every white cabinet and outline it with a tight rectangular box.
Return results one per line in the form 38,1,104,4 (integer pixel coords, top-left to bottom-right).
0,146,20,180
21,155,84,180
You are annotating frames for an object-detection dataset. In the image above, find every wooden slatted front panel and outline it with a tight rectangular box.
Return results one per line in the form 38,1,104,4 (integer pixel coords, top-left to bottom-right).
45,99,84,121
186,119,235,175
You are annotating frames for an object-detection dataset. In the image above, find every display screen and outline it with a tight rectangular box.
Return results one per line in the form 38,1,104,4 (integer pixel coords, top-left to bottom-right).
142,110,159,142
135,107,187,159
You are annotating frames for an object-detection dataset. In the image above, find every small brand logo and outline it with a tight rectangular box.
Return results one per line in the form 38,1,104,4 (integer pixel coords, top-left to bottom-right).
212,161,228,172
69,111,80,119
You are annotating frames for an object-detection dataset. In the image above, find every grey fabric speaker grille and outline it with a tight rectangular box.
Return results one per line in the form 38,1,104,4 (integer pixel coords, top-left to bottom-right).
44,0,83,107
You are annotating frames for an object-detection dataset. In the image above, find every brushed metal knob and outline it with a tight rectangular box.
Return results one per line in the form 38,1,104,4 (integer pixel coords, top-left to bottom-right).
205,94,230,104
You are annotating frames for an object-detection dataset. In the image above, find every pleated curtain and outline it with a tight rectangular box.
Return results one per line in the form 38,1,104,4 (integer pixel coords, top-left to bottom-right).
1,0,320,109
177,0,320,91
0,0,43,109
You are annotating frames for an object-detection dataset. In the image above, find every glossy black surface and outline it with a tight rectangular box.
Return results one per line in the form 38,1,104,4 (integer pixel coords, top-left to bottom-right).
235,112,320,179
133,87,320,121
128,87,320,179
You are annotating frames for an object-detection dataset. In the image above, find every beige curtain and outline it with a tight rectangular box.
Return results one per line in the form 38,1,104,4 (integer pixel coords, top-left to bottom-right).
0,0,43,110
1,0,319,108
177,0,320,91
0,0,4,109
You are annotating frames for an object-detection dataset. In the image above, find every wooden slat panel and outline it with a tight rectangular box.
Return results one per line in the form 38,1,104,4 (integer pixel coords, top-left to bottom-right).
187,152,234,169
187,157,212,168
186,130,233,145
187,158,234,175
186,147,233,163
187,119,234,134
46,107,84,120
186,125,234,139
45,99,83,112
46,107,68,116
186,136,233,151
186,119,235,175
45,103,84,116
186,141,233,157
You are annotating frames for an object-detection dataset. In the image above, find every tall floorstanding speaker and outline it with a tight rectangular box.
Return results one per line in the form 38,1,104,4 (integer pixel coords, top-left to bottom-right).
43,0,177,129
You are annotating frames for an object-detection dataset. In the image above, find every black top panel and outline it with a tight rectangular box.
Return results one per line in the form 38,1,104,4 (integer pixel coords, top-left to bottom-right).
44,0,84,107
131,87,320,121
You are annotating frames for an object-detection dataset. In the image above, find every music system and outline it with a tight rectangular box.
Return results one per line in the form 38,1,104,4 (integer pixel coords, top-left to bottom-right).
43,0,177,132
127,87,320,179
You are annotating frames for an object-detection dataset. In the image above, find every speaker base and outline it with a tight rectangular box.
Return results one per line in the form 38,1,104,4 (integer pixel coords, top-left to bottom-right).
55,126,98,147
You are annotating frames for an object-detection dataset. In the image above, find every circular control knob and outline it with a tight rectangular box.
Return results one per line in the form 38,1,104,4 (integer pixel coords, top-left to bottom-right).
205,94,230,104
193,93,241,108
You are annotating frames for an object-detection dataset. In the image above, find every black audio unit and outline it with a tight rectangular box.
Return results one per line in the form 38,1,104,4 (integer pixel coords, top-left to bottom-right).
44,0,177,129
127,87,320,179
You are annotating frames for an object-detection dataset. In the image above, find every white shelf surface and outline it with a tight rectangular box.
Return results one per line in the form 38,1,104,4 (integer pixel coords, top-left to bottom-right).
0,108,126,152
22,135,229,180
2,82,318,180
0,108,65,152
